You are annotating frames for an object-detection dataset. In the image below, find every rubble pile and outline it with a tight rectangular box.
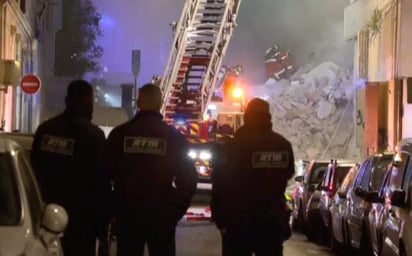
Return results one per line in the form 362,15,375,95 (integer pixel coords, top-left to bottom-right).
258,61,355,160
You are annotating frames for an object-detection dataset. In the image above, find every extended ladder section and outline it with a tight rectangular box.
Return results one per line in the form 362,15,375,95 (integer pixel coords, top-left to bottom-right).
160,0,242,125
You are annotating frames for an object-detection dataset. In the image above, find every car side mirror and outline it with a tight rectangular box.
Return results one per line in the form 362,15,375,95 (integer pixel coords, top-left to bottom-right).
364,191,383,203
294,175,304,182
390,190,406,207
42,204,68,234
354,187,365,197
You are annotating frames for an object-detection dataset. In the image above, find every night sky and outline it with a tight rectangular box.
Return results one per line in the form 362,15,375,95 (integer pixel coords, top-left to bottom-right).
96,0,353,85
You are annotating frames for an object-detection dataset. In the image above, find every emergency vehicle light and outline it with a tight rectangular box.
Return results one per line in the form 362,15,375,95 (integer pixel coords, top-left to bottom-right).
208,104,217,110
188,150,197,159
199,151,212,160
187,150,212,160
176,119,186,126
232,87,244,99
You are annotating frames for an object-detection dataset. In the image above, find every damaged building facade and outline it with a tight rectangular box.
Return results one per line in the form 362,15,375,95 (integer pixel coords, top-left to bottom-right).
345,0,412,157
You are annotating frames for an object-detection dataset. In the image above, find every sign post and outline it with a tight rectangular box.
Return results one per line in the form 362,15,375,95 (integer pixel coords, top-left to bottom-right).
131,50,141,109
21,74,41,95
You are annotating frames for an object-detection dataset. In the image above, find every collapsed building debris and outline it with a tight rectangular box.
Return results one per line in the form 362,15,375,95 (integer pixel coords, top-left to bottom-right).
254,61,356,160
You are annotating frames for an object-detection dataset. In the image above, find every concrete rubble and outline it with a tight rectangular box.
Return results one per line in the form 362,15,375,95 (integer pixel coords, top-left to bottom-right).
253,61,356,160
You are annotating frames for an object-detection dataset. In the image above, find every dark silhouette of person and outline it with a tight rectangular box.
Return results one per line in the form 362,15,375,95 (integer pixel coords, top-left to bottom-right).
31,80,110,256
211,98,295,256
105,83,197,256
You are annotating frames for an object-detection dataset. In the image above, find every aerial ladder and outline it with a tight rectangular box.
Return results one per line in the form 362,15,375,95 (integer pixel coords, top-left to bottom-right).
159,0,242,140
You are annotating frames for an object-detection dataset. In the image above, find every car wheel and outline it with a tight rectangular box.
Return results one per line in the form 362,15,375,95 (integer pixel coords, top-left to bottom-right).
299,201,306,223
359,224,373,256
330,219,341,252
305,223,317,242
343,220,354,255
293,200,304,231
399,243,406,256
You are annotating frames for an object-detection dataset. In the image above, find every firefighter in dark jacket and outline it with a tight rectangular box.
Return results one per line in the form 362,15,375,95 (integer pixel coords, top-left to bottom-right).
30,80,110,256
211,97,295,256
106,83,197,256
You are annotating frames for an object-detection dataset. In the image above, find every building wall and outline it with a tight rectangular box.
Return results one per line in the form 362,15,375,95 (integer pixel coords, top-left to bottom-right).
36,0,66,123
0,0,39,132
398,0,412,77
387,79,401,149
365,82,379,155
402,78,412,139
398,0,412,140
367,3,396,82
344,0,409,153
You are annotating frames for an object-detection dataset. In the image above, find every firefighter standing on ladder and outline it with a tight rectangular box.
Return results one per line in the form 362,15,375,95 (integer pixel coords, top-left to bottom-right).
105,83,198,256
211,98,295,256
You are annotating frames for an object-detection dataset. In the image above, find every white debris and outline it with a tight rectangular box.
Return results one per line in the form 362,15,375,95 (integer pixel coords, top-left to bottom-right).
317,99,335,119
255,61,357,160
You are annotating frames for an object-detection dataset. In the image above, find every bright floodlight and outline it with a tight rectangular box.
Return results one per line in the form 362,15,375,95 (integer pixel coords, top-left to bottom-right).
232,87,244,99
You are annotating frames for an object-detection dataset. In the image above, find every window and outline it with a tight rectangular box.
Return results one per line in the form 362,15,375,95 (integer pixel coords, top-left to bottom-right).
0,153,21,225
333,166,352,188
338,166,358,194
388,152,409,194
379,167,392,198
308,162,329,184
321,164,333,188
353,159,370,188
17,150,43,235
360,163,373,190
370,155,393,191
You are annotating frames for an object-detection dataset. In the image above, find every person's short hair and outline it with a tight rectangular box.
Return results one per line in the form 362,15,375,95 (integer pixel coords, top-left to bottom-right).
244,98,270,115
243,98,271,126
137,83,163,112
66,80,93,102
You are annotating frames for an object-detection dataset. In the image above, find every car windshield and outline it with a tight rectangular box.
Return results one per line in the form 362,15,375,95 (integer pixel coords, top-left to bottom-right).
370,155,393,191
333,166,352,187
0,152,21,225
338,166,358,194
309,163,329,184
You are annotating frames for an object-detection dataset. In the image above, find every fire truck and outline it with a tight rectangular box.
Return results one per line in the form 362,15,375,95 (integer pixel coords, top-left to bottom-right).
158,0,243,190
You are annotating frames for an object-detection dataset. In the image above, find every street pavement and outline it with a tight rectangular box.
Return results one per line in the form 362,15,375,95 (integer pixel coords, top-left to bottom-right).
175,219,335,256
108,192,337,255
175,192,336,255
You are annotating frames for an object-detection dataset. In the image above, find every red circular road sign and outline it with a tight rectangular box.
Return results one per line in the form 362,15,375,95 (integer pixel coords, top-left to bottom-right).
21,74,41,95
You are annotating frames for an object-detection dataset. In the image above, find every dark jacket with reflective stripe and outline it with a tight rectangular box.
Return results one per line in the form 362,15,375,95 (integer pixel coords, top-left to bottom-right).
31,111,108,228
106,111,197,226
211,116,295,229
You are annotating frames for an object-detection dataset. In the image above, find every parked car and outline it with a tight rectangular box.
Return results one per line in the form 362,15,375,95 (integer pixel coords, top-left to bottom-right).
293,159,331,230
378,141,412,256
366,165,393,256
293,159,353,231
346,152,394,254
329,163,361,251
0,138,68,255
319,160,356,245
304,181,323,242
0,132,34,154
